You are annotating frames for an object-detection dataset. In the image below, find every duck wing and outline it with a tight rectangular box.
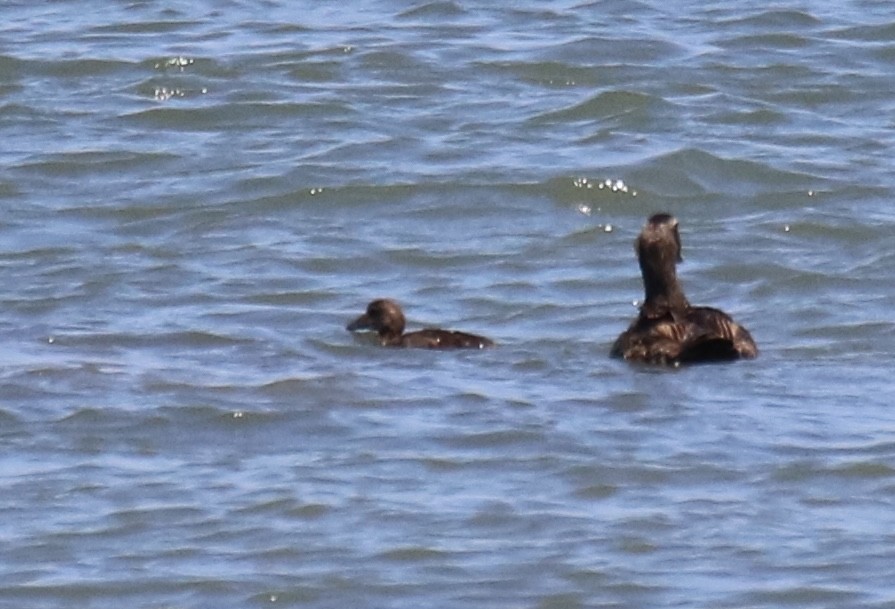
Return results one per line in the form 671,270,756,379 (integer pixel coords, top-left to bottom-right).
679,307,758,362
611,312,691,365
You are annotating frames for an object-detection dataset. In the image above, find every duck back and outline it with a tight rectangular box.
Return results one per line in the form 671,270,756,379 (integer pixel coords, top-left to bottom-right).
402,328,494,349
612,306,757,365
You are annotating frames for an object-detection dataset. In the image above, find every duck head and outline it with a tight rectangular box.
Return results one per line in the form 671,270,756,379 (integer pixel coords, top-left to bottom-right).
347,299,406,345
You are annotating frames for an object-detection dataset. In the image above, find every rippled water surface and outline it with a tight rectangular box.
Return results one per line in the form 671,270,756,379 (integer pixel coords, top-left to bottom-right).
2,2,895,608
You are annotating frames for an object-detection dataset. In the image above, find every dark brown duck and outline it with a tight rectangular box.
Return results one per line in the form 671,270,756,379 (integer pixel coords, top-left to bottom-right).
611,213,758,365
347,299,494,349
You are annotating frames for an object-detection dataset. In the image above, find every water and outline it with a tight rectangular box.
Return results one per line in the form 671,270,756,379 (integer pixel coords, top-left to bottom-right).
2,1,895,607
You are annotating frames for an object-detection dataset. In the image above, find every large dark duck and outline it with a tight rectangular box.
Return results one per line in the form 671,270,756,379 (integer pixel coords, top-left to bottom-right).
611,213,757,365
347,299,494,349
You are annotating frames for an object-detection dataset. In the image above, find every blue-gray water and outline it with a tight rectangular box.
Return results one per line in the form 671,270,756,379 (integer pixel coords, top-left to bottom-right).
2,2,895,608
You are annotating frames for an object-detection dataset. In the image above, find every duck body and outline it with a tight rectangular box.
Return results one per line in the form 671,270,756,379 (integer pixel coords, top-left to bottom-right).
611,213,757,365
611,304,757,365
394,328,494,349
347,299,494,349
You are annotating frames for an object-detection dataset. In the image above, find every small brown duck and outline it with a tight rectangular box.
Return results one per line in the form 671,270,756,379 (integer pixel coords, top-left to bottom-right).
611,213,758,365
347,299,494,349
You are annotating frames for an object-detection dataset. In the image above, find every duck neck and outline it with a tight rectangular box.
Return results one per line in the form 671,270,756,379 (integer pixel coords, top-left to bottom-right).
640,256,689,313
378,327,405,346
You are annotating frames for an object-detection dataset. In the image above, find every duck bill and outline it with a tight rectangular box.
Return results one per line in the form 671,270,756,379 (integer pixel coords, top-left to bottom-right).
346,313,373,332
